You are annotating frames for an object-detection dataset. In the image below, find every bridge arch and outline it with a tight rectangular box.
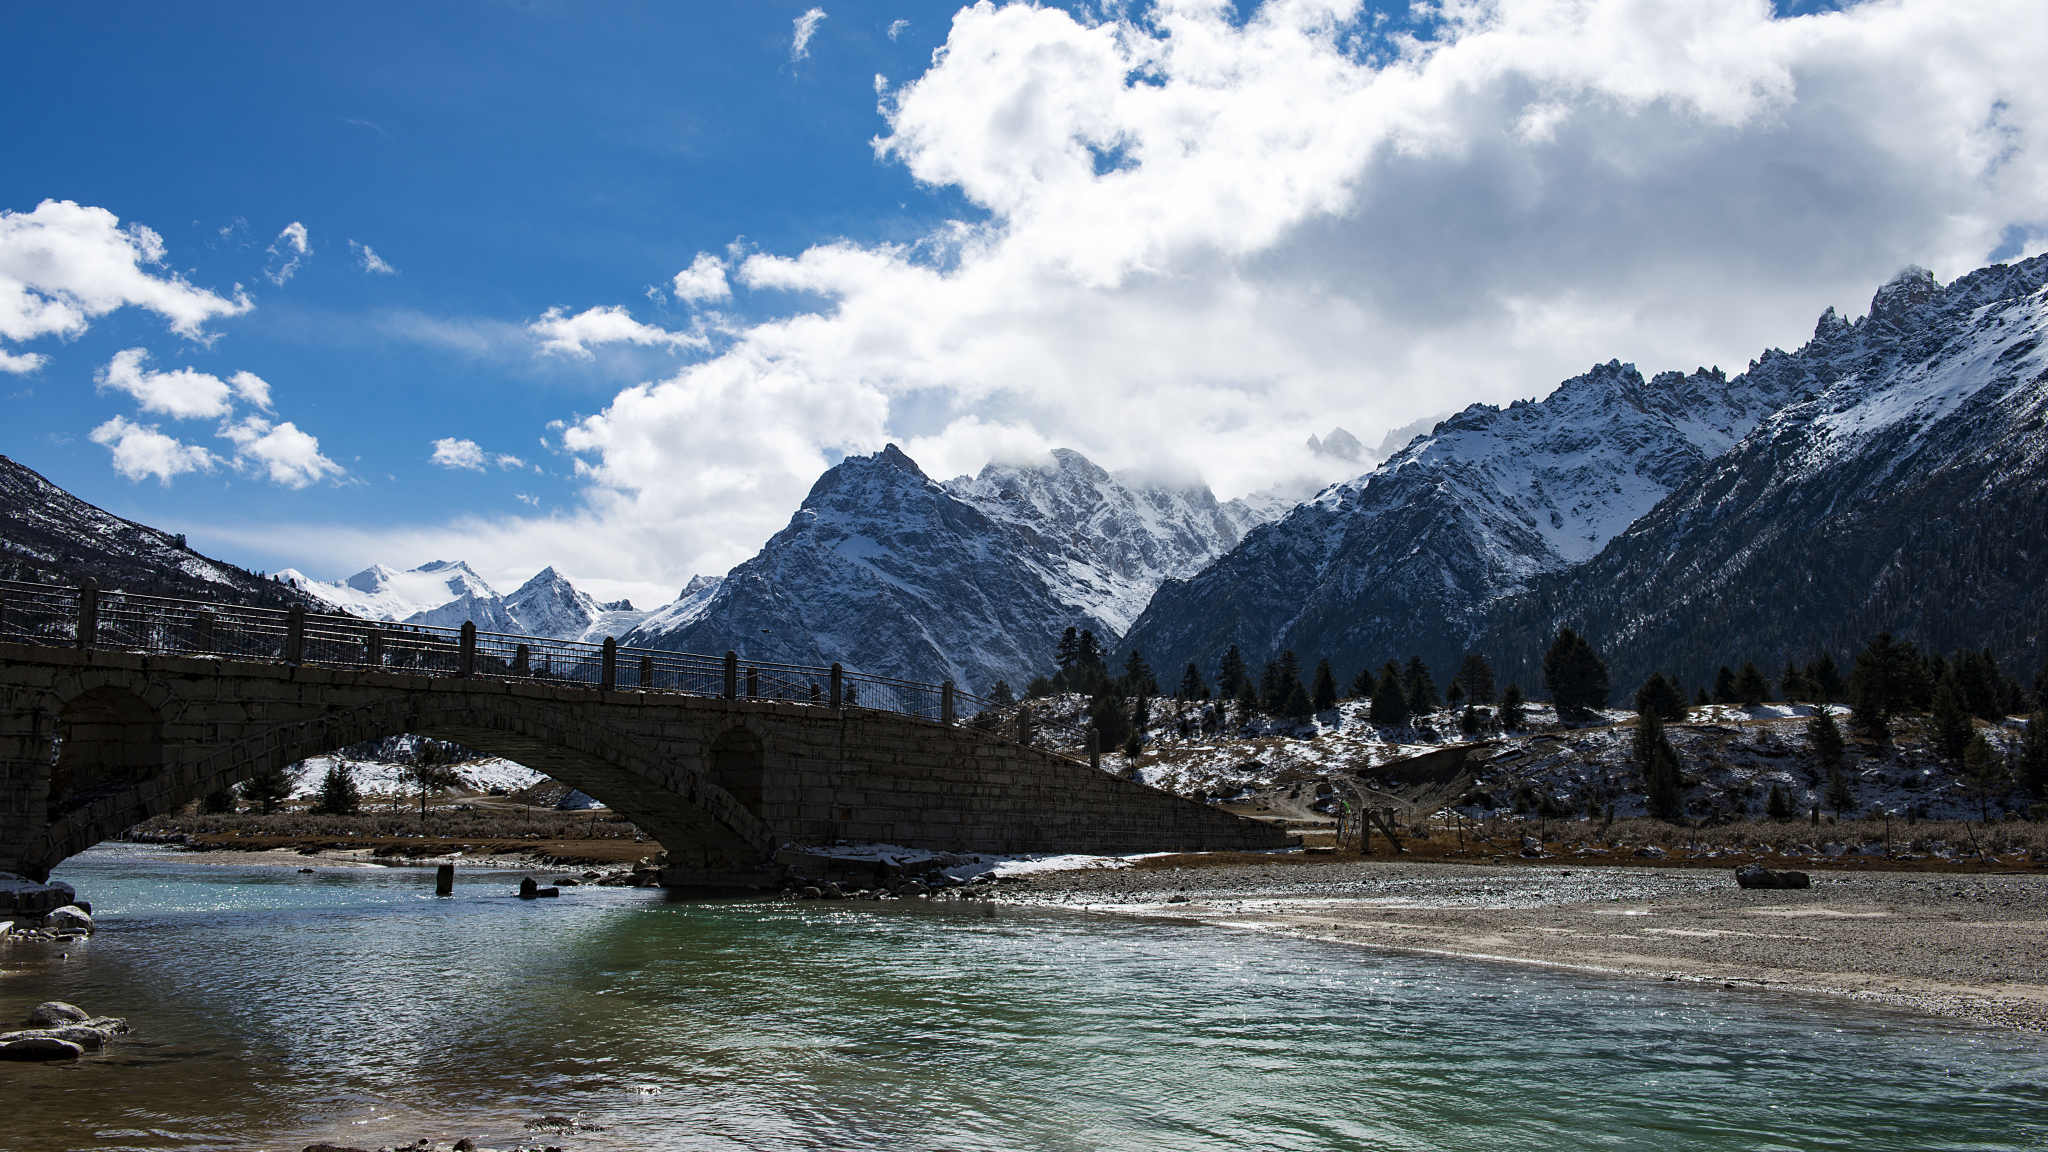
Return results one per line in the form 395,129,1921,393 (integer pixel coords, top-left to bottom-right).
709,726,765,821
11,667,773,882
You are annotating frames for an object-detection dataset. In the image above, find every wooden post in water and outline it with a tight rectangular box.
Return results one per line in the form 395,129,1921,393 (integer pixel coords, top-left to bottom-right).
76,578,99,649
435,862,454,896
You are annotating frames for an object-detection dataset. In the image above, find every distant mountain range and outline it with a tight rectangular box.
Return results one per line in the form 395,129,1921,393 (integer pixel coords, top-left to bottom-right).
277,561,647,644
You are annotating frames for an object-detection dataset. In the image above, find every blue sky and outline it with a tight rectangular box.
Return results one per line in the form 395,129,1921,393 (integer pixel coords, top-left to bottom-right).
4,0,2042,606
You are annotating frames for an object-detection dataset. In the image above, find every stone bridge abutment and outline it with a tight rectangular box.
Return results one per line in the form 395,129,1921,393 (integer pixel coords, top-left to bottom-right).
1,642,1289,883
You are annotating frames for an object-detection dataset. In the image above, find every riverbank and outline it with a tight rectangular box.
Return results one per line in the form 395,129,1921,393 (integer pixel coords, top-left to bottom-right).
992,858,2048,1032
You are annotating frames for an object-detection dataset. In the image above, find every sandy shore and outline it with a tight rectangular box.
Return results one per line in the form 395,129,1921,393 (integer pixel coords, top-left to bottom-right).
995,860,2048,1032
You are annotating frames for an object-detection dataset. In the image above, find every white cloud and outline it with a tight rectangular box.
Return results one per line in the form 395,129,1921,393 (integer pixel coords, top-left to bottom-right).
89,416,216,484
792,8,827,61
229,370,274,410
671,253,731,303
350,240,396,274
431,437,488,470
220,415,342,487
287,0,2048,599
265,221,310,285
528,304,708,358
0,200,251,362
887,18,908,41
0,347,46,374
96,347,235,419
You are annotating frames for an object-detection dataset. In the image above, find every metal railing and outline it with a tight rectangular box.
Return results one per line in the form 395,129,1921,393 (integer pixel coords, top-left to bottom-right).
0,578,1093,758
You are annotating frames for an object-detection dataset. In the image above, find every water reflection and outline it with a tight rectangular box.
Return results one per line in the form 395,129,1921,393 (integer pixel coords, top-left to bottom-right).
4,845,2043,1151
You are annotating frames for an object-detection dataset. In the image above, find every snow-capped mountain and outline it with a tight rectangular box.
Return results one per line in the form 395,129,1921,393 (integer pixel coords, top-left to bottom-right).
1485,255,2048,692
1121,356,1808,684
282,560,647,642
0,454,324,611
624,444,1281,690
944,448,1277,633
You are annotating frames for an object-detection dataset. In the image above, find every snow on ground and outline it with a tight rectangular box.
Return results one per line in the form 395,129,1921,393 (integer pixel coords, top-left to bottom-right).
286,754,543,799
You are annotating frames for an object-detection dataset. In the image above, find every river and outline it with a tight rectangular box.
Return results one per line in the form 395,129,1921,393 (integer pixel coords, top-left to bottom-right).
4,844,2045,1150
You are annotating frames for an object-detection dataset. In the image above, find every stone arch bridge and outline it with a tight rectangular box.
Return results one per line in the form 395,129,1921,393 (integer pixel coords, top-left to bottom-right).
0,581,1287,884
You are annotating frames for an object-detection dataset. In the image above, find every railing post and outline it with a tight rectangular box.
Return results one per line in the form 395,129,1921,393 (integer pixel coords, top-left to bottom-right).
747,665,759,698
601,637,617,691
1087,726,1100,771
829,663,843,709
724,651,738,699
809,682,821,703
0,588,8,639
195,610,216,655
75,578,99,649
1015,703,1033,747
458,621,477,678
285,604,304,665
639,655,654,688
941,681,955,724
512,642,529,677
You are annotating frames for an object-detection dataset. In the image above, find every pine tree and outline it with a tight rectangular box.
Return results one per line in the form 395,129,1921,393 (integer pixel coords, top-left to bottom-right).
1960,733,2006,822
1371,664,1409,728
1090,688,1130,750
1499,682,1527,731
1310,658,1338,713
1403,656,1441,715
1216,645,1249,700
1634,672,1686,722
239,763,294,815
200,787,237,814
1779,660,1813,703
987,680,1017,708
1847,631,1921,742
1712,665,1739,704
1233,676,1261,719
1542,627,1610,721
1824,768,1855,815
1638,710,1684,821
1055,627,1081,673
1956,648,2002,721
1124,693,1151,757
312,761,362,816
1122,650,1159,696
1807,652,1845,702
1281,677,1313,719
1076,629,1106,672
1349,666,1376,698
1177,662,1209,702
1445,679,1465,709
1259,659,1282,713
1694,686,1711,706
1733,661,1770,708
2018,712,2048,800
1930,672,1973,765
1807,708,1846,771
1025,676,1054,698
1765,783,1795,820
1458,654,1496,705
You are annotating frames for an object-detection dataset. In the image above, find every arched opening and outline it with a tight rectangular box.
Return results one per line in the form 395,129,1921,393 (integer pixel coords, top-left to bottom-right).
50,687,163,822
709,727,765,820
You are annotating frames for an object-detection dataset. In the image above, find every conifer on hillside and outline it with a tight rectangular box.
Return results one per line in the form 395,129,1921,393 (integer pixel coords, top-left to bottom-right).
1824,768,1856,815
1458,654,1496,705
1807,708,1846,771
1310,658,1338,713
1090,688,1130,750
1233,676,1261,719
239,764,295,815
1712,665,1739,704
1122,650,1159,696
312,761,361,816
1445,679,1466,708
1638,709,1685,821
1847,632,1923,742
1930,671,1974,765
1806,652,1845,703
1404,656,1441,715
2018,712,2048,801
1281,677,1313,719
1765,784,1795,820
1216,645,1250,700
1733,661,1770,707
1371,664,1409,728
1779,661,1814,702
987,680,1017,707
1960,733,2007,822
200,787,236,814
1634,672,1686,722
1177,662,1210,702
1542,628,1610,721
1349,666,1376,698
1500,683,1527,730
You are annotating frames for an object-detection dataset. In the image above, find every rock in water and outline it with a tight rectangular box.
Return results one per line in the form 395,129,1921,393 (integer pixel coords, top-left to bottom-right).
24,1001,89,1029
42,905,93,935
0,1036,84,1061
518,877,538,899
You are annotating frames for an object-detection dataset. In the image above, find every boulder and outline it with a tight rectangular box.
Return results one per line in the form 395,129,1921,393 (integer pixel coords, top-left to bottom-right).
518,877,539,899
25,1001,89,1028
1735,864,1812,890
302,1143,372,1152
1633,846,1668,859
536,887,561,898
43,905,93,935
0,1036,84,1061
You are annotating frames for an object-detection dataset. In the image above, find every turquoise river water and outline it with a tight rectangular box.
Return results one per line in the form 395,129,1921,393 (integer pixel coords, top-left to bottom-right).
2,844,2046,1151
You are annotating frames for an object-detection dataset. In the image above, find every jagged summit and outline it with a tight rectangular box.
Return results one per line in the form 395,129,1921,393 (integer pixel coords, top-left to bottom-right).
285,559,646,642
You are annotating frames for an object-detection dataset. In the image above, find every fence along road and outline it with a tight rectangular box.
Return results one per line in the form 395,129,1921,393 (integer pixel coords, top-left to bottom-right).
0,580,1290,884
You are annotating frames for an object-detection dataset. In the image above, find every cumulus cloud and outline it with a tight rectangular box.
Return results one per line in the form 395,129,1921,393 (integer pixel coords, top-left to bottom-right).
671,253,731,303
89,416,216,484
265,221,310,285
350,240,396,274
431,438,526,471
0,200,251,364
90,348,337,486
528,304,708,358
220,416,343,488
791,8,826,61
319,0,2048,597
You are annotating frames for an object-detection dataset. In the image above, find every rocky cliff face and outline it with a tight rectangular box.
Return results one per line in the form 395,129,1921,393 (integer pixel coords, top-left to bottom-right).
1119,356,1810,684
1484,255,2048,693
623,444,1280,691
